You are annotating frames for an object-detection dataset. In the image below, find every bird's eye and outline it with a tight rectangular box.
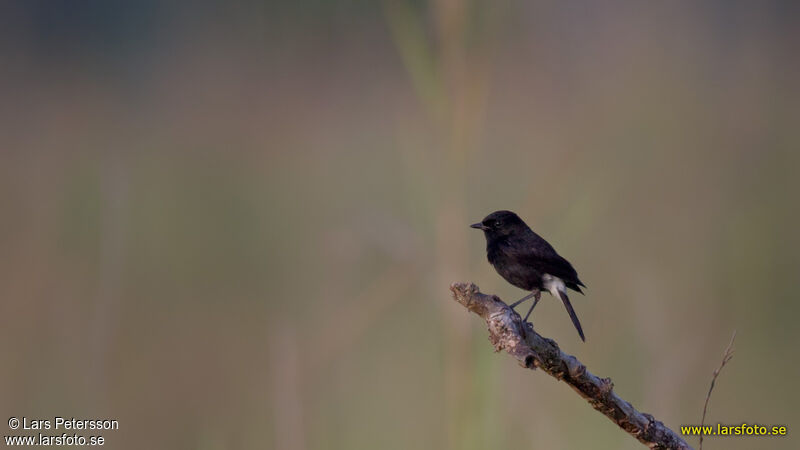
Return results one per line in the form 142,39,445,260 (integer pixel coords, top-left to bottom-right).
494,221,502,228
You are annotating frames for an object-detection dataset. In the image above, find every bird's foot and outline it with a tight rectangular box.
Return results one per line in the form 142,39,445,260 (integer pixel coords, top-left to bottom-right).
520,319,533,339
522,293,542,323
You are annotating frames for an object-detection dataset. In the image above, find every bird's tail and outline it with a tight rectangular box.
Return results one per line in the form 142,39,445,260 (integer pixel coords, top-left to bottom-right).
558,290,585,342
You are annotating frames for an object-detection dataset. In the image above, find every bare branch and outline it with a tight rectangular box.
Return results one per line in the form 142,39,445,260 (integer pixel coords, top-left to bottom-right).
450,282,693,450
698,331,736,450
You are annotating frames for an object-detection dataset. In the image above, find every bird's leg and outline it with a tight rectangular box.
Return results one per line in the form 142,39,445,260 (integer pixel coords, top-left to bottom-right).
509,290,537,309
522,290,542,323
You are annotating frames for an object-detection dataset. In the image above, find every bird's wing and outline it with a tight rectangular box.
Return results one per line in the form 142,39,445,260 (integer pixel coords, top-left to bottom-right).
508,234,585,291
535,253,585,291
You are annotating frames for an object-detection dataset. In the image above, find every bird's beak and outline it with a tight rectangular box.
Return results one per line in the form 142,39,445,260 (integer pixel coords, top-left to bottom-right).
470,222,487,230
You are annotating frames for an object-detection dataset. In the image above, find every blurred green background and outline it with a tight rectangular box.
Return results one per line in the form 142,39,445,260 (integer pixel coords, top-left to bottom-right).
1,1,798,449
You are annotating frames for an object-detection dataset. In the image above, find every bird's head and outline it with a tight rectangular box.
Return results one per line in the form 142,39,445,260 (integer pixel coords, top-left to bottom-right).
470,210,527,238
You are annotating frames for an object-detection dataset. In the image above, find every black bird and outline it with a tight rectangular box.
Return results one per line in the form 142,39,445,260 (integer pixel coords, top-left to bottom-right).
471,210,586,341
